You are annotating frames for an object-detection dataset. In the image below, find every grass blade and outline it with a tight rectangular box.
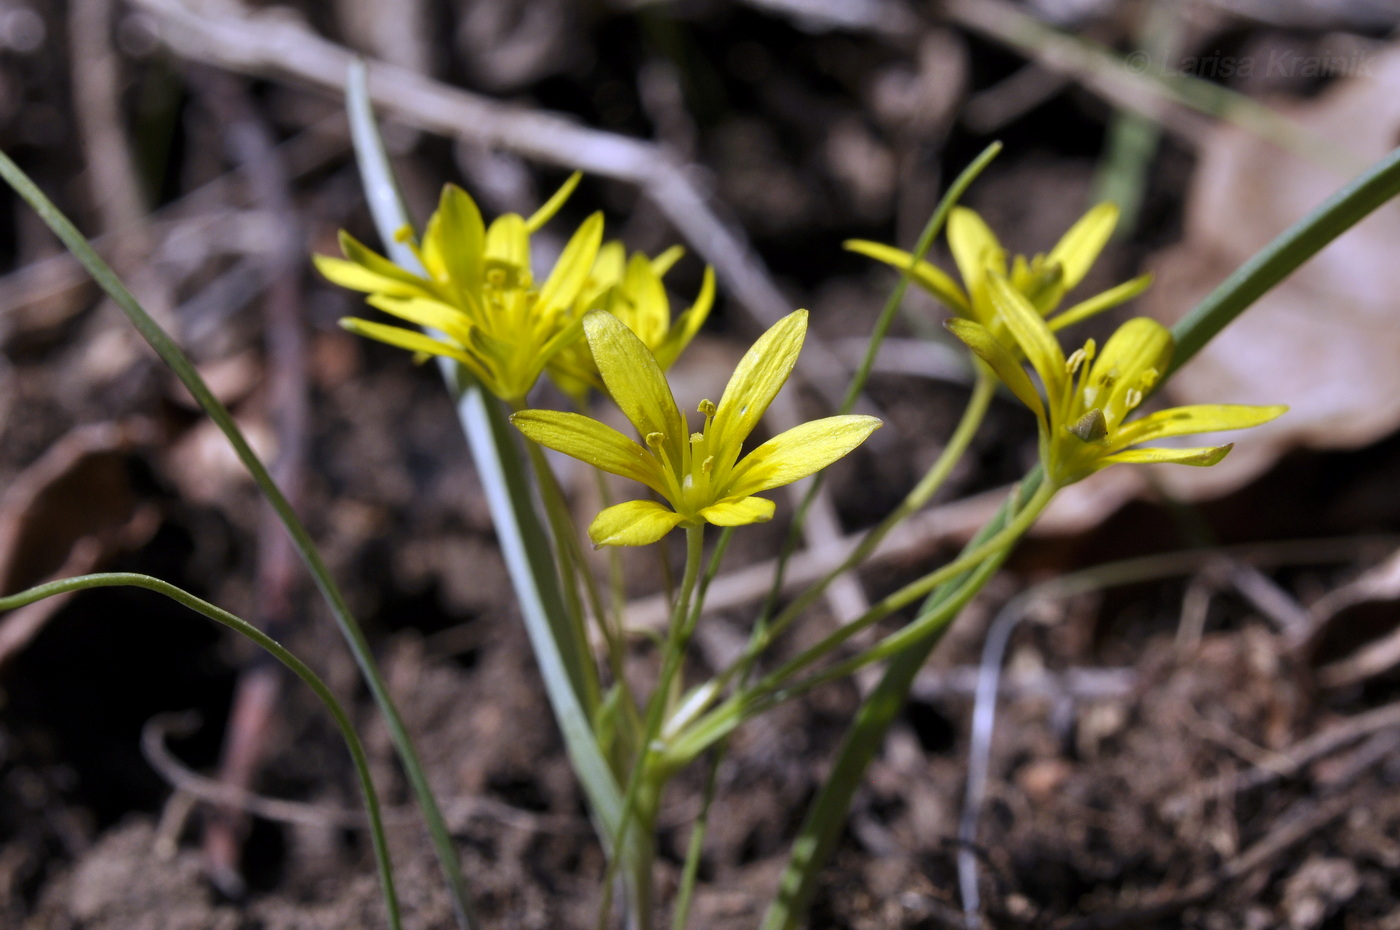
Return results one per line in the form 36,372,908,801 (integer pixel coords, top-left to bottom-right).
345,63,624,839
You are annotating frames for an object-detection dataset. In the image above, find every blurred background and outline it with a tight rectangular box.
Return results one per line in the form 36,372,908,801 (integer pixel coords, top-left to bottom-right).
2,1,1400,927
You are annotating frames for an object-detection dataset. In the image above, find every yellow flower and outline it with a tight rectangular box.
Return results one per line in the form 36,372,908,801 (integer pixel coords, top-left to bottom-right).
314,174,602,402
546,242,715,404
846,203,1152,340
947,276,1286,488
512,309,882,546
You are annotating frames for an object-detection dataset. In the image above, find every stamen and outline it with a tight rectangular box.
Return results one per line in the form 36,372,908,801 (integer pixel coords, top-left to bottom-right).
701,455,714,474
690,432,704,445
698,399,716,417
1124,388,1143,411
1066,347,1087,375
645,432,665,449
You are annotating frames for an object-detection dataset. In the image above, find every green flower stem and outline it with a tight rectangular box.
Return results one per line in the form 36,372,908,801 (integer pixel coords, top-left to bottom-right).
460,384,622,811
595,468,630,683
759,475,1043,930
664,481,1054,769
757,370,997,653
670,745,721,930
0,148,476,930
757,142,1003,628
600,524,706,930
345,63,628,873
521,434,608,710
1169,144,1400,373
0,573,403,930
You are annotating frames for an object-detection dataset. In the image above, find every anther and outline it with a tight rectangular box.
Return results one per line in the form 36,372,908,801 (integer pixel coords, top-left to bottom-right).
698,399,717,418
645,431,665,449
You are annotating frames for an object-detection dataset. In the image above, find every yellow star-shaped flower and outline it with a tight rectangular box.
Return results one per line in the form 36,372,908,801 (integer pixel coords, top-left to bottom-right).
513,309,881,546
315,174,602,402
947,276,1286,488
846,203,1152,340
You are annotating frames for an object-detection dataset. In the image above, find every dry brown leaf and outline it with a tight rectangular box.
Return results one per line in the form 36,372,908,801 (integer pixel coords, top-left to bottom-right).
1144,45,1400,499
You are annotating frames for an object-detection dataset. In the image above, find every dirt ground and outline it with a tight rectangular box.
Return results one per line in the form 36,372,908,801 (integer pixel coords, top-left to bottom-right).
5,1,1400,928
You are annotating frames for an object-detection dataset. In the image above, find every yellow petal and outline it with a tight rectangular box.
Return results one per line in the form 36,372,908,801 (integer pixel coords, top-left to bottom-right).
945,319,1045,421
1100,443,1233,469
485,213,530,268
1048,273,1153,332
365,295,474,345
511,410,667,495
620,252,669,347
652,263,716,372
989,275,1065,402
1090,317,1173,425
589,499,686,547
315,254,420,298
422,184,485,297
583,310,686,457
650,245,685,277
947,208,1006,310
726,415,882,498
525,171,583,233
1112,404,1287,449
592,241,628,286
844,239,970,314
654,266,715,371
697,496,775,526
538,213,604,318
339,317,487,381
1047,202,1118,292
709,309,806,458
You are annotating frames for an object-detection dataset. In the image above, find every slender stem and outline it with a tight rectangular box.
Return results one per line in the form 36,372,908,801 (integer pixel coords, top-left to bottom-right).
594,468,629,684
667,482,1054,768
671,747,722,930
758,475,1043,930
522,436,606,711
756,142,1003,629
0,573,403,930
0,148,475,930
758,371,996,654
599,525,706,930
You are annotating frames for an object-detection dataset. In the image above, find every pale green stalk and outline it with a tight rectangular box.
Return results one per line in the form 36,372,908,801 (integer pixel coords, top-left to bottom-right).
757,142,1002,627
0,148,476,930
0,574,402,930
759,475,1042,930
757,371,996,652
344,63,628,859
599,524,706,930
666,482,1055,767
